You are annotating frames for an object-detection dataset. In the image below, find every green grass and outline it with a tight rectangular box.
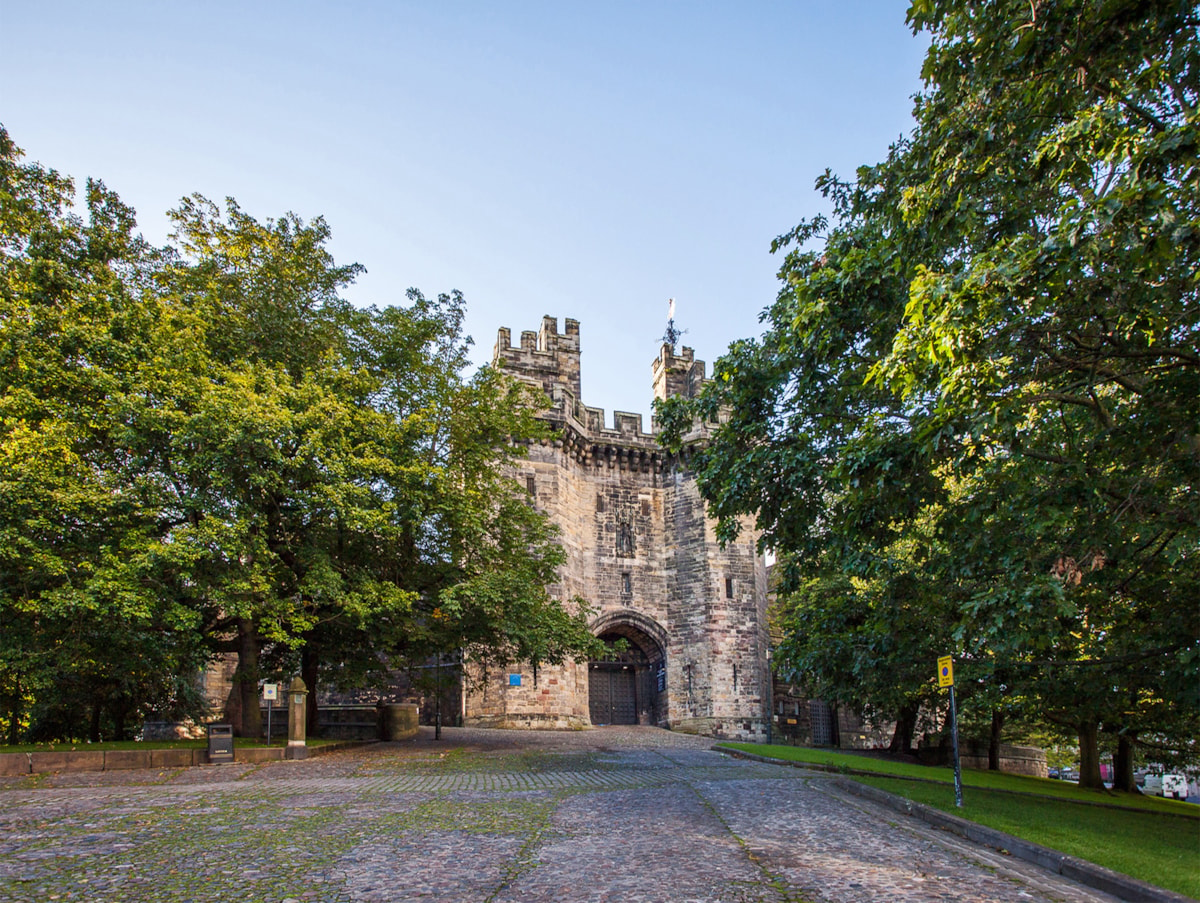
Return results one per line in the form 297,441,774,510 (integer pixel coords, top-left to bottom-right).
857,775,1200,899
0,739,208,752
719,742,1197,816
0,737,345,753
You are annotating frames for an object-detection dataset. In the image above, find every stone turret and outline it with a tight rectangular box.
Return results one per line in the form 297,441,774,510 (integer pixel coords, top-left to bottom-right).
652,344,707,402
493,315,581,400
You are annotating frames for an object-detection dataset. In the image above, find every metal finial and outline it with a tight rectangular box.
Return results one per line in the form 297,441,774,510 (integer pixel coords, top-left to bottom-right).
662,297,685,347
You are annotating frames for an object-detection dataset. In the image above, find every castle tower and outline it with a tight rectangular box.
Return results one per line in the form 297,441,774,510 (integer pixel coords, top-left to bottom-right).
462,316,769,741
651,344,706,402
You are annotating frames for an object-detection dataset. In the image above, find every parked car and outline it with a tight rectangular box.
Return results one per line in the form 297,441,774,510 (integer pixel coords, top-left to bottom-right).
1162,774,1188,800
1141,773,1188,799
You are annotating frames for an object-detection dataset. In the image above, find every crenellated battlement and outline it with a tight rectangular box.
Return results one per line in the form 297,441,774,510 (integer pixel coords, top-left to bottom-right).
493,315,582,401
494,316,712,452
546,386,655,444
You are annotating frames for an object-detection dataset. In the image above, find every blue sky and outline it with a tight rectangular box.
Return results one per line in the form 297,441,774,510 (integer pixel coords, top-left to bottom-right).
2,2,927,420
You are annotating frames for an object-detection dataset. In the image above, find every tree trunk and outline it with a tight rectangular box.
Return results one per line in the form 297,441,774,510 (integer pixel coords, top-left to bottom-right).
234,618,262,739
89,701,102,742
111,703,127,742
1077,719,1105,790
223,683,242,733
988,709,1004,771
301,646,320,738
7,674,20,745
1113,733,1139,793
889,701,920,755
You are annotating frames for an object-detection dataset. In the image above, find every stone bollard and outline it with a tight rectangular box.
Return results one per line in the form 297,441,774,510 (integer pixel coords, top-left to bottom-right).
286,676,309,760
381,703,419,741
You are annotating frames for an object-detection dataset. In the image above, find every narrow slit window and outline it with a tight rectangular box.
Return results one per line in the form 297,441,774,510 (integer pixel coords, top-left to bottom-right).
725,577,734,599
622,573,632,595
526,475,536,497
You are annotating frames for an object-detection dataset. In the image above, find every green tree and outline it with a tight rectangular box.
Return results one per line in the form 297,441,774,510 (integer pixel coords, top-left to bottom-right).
1,132,603,743
152,202,600,737
660,0,1199,787
351,291,604,706
0,127,206,741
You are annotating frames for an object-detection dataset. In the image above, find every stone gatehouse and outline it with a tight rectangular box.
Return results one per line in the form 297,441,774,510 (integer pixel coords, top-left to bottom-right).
463,316,770,741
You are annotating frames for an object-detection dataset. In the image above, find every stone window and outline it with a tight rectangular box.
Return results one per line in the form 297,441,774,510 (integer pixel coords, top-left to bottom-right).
622,572,632,595
725,577,734,599
526,475,536,498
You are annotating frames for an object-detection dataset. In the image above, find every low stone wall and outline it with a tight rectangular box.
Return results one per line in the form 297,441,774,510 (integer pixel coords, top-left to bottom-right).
918,740,1048,777
0,740,369,776
672,717,767,742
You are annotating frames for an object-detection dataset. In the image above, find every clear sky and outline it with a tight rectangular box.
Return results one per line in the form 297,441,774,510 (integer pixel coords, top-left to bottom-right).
2,2,927,421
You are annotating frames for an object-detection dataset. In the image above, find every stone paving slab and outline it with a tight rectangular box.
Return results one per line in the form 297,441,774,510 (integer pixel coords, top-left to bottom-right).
0,726,1130,903
501,785,785,903
701,774,1070,903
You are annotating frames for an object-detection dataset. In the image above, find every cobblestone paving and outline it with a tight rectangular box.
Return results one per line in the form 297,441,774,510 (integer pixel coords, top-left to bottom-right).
0,727,1122,902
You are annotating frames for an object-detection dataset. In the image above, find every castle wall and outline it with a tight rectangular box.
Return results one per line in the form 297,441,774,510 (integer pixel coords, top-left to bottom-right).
663,465,767,739
464,315,769,741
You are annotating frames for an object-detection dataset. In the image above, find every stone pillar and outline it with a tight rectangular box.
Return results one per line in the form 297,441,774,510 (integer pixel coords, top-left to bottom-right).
380,703,420,741
286,676,309,760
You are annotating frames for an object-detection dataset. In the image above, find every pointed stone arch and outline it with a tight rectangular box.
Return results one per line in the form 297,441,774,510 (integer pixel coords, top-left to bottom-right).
588,611,669,726
590,610,669,652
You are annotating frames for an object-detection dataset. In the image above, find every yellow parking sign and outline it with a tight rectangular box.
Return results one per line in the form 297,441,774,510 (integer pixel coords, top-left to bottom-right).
937,655,954,688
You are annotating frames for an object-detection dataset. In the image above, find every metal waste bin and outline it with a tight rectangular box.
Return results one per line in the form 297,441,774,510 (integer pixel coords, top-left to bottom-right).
207,723,234,764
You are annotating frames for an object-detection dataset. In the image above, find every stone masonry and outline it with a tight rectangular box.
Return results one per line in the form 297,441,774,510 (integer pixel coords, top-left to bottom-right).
463,317,770,741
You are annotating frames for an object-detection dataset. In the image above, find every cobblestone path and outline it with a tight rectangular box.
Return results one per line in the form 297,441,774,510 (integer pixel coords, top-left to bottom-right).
0,727,1121,903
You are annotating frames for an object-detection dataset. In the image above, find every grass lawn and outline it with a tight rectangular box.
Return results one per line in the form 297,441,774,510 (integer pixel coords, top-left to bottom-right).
719,742,1197,816
0,737,345,753
858,775,1200,899
720,742,1200,898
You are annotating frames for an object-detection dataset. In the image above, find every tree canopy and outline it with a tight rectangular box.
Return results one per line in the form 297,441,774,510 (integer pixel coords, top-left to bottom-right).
0,126,599,742
659,0,1198,785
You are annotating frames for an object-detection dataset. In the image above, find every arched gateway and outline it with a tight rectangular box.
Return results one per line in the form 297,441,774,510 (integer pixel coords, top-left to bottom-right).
588,613,668,726
462,316,770,741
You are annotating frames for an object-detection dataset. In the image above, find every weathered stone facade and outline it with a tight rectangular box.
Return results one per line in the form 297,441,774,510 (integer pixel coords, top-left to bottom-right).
462,316,770,741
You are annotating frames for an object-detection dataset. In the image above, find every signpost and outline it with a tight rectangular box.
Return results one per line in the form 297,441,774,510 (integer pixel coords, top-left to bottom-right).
262,683,279,744
938,655,964,808
434,654,442,741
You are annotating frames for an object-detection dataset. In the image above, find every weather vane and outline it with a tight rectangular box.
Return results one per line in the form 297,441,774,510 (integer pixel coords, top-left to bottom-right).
662,297,685,348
